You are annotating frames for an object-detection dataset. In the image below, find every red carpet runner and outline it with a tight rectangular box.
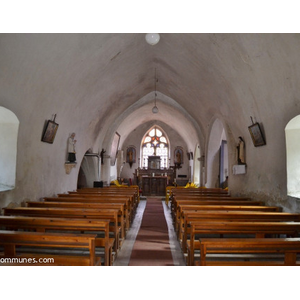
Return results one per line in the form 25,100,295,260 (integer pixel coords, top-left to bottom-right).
128,197,174,266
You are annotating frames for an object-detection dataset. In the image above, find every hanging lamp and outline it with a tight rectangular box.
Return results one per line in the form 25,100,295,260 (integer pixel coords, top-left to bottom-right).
152,68,159,114
145,33,160,46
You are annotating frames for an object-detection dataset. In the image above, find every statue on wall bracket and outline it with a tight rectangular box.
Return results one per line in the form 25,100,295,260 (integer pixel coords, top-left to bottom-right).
67,133,77,163
126,146,136,168
174,146,184,169
100,148,106,165
236,136,246,165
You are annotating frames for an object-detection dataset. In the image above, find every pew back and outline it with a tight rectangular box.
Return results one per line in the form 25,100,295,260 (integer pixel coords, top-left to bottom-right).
198,237,300,266
0,230,100,266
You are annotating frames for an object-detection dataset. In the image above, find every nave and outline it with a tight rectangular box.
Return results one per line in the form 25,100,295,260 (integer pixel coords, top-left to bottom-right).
114,197,185,266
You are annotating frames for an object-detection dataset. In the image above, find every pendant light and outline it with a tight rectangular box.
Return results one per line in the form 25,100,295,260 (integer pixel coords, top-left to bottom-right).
145,33,160,46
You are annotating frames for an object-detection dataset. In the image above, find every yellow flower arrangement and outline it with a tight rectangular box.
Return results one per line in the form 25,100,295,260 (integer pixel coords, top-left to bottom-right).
184,182,199,188
110,180,128,187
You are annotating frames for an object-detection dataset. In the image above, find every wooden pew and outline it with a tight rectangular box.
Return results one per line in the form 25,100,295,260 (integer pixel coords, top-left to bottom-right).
165,186,173,205
0,230,101,266
45,196,132,228
0,215,114,266
182,210,300,223
81,191,138,214
170,195,254,216
171,199,266,222
186,221,300,266
170,188,230,201
172,199,269,220
181,210,300,248
70,188,139,211
171,187,229,194
175,204,281,237
2,207,121,253
26,201,128,237
54,195,134,224
197,237,300,266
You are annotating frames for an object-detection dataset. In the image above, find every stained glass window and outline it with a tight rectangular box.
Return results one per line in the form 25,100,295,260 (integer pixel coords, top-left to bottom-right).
141,127,169,168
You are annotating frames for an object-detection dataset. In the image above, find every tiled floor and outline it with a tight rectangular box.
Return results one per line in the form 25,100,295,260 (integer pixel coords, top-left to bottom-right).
113,198,186,266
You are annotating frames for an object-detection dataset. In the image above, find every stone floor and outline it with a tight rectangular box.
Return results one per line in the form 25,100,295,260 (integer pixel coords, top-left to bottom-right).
113,198,186,266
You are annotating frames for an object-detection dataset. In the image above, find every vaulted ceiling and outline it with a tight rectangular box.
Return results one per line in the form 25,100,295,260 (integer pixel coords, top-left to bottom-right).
1,33,300,157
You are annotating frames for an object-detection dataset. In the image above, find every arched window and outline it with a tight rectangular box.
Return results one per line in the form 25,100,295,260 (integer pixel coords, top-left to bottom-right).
0,106,19,192
285,115,300,198
141,127,169,168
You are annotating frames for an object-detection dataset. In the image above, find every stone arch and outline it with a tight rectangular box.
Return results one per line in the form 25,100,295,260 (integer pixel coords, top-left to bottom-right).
206,118,228,188
285,115,300,198
0,106,19,191
193,144,201,186
77,149,100,188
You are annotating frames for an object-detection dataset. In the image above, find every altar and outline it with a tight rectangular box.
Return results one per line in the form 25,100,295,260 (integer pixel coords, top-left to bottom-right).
141,176,167,196
133,156,175,196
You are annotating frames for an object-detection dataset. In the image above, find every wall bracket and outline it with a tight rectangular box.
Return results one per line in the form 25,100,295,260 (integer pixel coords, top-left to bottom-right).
64,162,76,174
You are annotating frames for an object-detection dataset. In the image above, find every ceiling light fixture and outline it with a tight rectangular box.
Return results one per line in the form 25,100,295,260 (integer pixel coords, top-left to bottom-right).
145,33,160,45
152,68,159,114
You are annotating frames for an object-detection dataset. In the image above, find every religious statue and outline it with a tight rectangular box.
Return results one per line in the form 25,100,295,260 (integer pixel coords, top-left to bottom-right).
176,151,181,164
174,147,183,169
237,136,245,164
67,133,77,163
126,146,136,168
100,148,106,165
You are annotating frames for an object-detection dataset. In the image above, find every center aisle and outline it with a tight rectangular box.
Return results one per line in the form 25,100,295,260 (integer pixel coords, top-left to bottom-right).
128,197,174,266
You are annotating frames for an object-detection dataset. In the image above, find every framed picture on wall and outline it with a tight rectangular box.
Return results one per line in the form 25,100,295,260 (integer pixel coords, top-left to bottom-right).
110,132,120,166
41,120,59,144
248,122,266,147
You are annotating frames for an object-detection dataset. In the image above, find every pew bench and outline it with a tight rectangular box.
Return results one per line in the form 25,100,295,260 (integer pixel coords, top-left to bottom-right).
3,207,121,253
170,191,231,204
0,216,114,266
175,204,281,236
185,221,300,266
197,237,300,266
170,187,230,195
170,196,258,216
67,190,138,213
0,230,101,266
27,201,128,237
53,195,134,225
180,210,300,244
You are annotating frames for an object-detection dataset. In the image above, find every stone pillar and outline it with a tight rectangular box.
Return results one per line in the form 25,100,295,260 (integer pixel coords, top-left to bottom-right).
101,154,111,185
117,150,124,178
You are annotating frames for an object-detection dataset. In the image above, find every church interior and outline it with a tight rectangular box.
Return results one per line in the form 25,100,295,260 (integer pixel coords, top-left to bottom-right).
0,11,299,297
1,33,300,212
